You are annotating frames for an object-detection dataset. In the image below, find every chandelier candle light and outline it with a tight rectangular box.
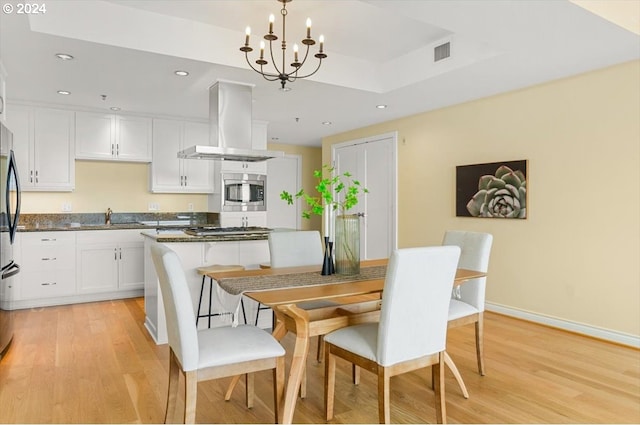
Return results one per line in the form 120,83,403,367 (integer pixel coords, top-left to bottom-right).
240,0,327,90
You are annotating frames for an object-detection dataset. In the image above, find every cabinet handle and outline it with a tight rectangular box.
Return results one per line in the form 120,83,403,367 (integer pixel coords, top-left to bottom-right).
111,144,115,156
119,248,122,260
41,238,57,241
35,170,38,183
116,143,119,156
30,170,33,183
180,175,184,186
41,282,57,286
184,175,188,186
41,257,57,261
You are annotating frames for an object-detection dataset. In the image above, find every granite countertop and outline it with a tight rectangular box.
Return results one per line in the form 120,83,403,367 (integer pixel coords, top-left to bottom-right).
140,230,269,243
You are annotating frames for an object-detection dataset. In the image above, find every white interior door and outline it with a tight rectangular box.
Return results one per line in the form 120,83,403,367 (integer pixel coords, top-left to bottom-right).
333,133,397,260
267,155,301,229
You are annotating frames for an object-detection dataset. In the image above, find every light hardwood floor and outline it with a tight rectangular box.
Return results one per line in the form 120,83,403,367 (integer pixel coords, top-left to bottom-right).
0,298,638,423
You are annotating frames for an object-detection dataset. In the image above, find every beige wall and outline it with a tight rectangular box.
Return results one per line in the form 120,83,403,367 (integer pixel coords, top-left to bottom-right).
20,143,323,232
20,161,209,213
323,60,640,337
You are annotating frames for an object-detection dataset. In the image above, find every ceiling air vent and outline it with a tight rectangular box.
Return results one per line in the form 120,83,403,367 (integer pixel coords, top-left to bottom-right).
434,42,450,62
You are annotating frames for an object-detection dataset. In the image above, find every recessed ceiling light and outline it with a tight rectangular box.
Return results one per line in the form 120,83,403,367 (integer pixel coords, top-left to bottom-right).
322,121,332,125
55,53,74,60
376,104,387,109
57,90,71,95
110,107,121,111
174,70,189,76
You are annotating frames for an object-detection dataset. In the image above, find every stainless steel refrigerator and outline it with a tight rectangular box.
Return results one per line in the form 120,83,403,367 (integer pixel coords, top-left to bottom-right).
0,121,20,359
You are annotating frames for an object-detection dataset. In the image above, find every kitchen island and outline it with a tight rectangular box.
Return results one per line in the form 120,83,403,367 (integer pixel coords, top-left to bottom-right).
142,229,280,344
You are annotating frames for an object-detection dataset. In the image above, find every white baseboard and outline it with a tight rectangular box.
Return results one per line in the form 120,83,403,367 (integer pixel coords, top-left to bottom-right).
486,302,640,349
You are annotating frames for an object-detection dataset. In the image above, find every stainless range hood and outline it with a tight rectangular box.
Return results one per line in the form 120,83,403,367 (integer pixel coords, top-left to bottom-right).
178,80,284,162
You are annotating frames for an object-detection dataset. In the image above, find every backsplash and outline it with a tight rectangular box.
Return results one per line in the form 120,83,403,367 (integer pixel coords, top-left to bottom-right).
19,212,219,228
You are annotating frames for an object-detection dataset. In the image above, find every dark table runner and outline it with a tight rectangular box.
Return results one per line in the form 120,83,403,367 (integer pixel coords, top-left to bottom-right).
217,265,387,296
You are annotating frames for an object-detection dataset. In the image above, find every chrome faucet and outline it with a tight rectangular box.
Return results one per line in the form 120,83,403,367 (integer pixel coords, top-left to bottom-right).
105,208,112,225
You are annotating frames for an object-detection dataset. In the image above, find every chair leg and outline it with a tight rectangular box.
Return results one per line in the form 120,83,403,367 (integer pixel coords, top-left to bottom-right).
241,298,248,324
273,356,285,424
195,276,205,326
183,370,198,424
324,344,336,421
245,373,254,409
316,335,324,362
165,350,180,424
352,364,360,385
377,366,391,424
476,312,485,376
433,352,447,424
255,302,262,326
207,278,213,328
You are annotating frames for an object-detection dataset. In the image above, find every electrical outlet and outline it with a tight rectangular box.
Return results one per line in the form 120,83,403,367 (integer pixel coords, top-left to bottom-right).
188,203,194,212
148,202,159,211
61,202,72,212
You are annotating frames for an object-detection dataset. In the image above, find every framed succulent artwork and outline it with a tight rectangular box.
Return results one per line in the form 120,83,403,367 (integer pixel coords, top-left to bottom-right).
456,160,527,219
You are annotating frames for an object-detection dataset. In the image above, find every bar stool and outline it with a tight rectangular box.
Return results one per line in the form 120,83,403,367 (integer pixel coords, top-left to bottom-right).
196,264,245,328
255,262,274,328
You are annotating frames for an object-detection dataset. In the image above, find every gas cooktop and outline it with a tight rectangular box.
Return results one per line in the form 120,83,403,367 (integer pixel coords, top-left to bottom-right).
183,226,272,236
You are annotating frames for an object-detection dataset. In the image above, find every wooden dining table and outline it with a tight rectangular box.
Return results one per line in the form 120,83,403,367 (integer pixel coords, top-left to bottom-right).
207,258,486,424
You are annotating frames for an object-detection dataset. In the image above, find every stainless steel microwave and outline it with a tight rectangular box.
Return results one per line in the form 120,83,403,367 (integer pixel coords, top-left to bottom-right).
222,173,266,211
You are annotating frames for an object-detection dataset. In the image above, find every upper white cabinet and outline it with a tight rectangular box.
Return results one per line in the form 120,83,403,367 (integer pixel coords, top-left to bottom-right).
150,118,213,193
75,111,152,162
7,104,75,191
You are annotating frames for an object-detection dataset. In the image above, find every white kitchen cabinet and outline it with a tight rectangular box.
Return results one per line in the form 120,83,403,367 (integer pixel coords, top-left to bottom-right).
19,232,76,299
76,230,144,294
218,212,267,228
150,118,213,193
75,111,152,162
8,104,75,191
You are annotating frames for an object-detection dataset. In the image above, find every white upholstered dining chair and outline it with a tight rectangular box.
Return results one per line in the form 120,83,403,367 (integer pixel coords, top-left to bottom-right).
443,230,493,377
268,230,334,356
324,246,461,424
150,244,285,424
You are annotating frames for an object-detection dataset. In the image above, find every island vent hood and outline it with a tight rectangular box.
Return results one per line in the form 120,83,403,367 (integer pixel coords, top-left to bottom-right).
178,80,284,162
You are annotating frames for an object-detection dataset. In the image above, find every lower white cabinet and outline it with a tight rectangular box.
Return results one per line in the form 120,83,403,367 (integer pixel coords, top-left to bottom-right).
218,212,267,228
76,230,144,293
11,230,144,309
20,232,76,300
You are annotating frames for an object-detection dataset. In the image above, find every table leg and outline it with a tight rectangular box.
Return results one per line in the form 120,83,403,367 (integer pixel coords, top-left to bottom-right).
444,351,469,399
278,304,310,425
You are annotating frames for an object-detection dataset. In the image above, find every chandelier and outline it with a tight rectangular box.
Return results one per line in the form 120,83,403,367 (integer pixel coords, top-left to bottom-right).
240,0,327,91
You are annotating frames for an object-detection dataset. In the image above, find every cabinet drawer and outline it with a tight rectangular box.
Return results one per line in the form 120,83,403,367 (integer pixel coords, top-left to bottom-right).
22,244,75,270
21,270,76,299
21,232,75,246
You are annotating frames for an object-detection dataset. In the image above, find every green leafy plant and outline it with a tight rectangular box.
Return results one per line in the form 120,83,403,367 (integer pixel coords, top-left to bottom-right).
280,164,368,218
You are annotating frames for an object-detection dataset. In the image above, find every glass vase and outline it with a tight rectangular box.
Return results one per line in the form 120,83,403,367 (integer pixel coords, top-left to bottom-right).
334,214,360,275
